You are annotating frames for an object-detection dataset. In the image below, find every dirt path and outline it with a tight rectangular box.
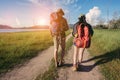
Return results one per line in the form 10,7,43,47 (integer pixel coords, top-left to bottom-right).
0,34,72,80
57,46,104,80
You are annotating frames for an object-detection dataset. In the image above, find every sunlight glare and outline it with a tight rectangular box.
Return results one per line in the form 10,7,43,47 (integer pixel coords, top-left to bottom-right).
37,19,47,26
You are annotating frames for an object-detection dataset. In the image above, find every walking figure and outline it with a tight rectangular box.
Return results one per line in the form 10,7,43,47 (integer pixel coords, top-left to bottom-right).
50,9,69,67
72,14,94,71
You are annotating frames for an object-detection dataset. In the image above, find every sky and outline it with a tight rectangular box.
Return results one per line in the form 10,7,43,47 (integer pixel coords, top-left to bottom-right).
0,0,120,27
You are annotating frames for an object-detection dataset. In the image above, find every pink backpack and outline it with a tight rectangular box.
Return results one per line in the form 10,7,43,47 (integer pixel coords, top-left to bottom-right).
74,23,91,48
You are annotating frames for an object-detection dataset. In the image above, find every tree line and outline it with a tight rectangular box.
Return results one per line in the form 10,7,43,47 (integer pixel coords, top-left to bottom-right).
95,11,120,29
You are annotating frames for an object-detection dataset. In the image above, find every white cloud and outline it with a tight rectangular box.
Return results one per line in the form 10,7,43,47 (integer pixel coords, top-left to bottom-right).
26,0,58,11
63,0,78,5
27,0,70,14
86,6,101,25
26,0,70,11
21,0,70,26
28,0,39,4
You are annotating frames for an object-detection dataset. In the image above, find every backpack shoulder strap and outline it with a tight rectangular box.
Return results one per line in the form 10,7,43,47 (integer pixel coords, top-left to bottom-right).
86,23,94,36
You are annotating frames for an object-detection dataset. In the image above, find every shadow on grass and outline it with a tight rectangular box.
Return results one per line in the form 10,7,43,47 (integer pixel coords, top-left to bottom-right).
83,48,120,65
62,48,120,72
78,48,120,72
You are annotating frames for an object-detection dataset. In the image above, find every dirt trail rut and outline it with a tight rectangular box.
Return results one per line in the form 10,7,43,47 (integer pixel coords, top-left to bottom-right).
57,46,104,80
0,46,54,80
0,34,72,80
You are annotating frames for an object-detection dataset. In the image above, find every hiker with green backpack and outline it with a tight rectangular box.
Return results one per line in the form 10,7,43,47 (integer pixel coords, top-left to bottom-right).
72,14,94,71
49,9,69,67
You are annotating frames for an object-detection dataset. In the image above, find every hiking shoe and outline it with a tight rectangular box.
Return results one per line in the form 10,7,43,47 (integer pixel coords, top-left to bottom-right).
72,63,79,71
59,59,65,67
72,66,77,71
55,61,59,67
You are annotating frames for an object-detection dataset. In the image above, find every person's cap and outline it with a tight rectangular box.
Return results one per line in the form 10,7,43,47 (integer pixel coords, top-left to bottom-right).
57,8,64,15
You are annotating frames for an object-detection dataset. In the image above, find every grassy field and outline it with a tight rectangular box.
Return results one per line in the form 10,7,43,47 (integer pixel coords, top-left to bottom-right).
0,29,71,74
0,30,53,74
89,29,120,80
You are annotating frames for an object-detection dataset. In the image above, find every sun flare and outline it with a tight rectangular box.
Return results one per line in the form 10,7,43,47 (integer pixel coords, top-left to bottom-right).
37,19,47,26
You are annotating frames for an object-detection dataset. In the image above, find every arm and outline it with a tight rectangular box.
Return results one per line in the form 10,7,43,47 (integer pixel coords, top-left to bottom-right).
72,22,79,37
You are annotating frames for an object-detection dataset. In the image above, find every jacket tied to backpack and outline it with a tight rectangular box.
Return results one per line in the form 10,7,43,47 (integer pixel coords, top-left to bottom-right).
72,23,94,48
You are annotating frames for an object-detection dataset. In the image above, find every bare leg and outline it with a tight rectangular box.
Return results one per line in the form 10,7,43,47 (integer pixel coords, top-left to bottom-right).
54,49,58,67
78,48,85,64
60,37,65,65
73,46,79,65
72,46,79,71
53,36,59,67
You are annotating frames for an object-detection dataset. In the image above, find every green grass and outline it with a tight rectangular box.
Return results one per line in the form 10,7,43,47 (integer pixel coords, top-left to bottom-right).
89,29,120,80
65,29,72,36
35,36,73,80
0,30,53,74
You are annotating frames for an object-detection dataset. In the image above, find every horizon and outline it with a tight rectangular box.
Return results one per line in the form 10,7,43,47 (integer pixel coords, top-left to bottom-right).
0,0,120,28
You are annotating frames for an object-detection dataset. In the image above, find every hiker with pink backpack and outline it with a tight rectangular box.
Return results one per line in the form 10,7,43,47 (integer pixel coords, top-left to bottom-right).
50,9,69,67
72,14,94,71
